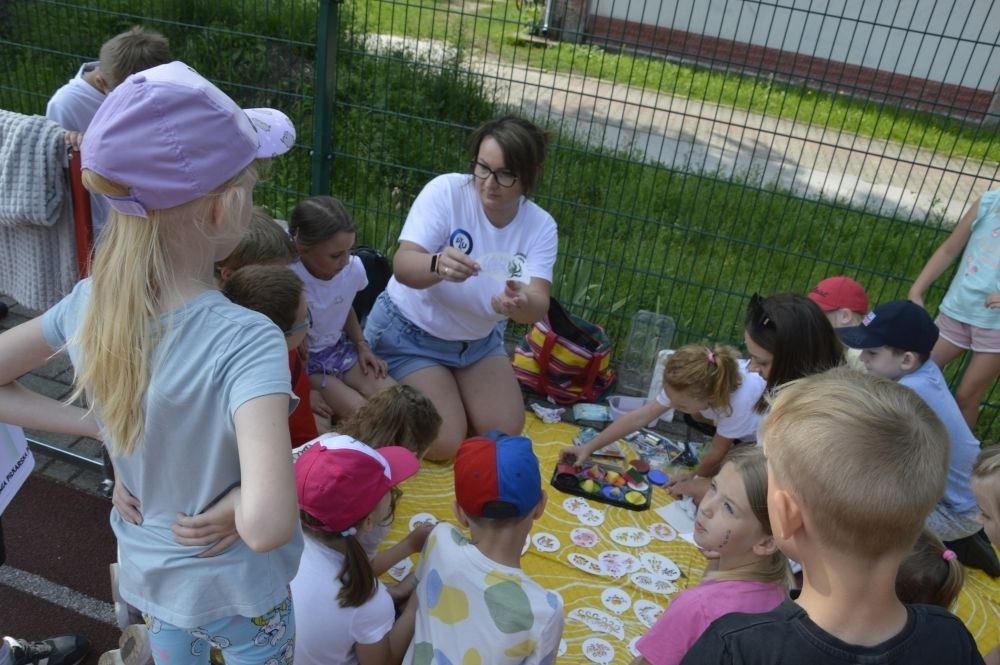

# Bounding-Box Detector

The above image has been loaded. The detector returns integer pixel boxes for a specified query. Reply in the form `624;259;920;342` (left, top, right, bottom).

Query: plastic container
617;310;676;397
608;395;658;427
645;349;676;426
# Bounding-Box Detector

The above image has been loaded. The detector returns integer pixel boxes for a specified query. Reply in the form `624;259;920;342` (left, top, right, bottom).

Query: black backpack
352;246;392;325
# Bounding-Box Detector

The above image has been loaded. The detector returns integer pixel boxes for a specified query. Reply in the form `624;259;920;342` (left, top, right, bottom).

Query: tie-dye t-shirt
403;522;564;665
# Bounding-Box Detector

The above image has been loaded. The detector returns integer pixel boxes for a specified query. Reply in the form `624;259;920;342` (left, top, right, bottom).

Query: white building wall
589;0;1000;91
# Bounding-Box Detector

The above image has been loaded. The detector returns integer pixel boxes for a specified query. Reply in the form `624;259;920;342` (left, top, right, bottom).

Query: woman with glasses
364;115;557;460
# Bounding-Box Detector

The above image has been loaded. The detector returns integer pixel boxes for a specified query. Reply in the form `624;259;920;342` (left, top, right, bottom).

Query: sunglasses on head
748;293;774;329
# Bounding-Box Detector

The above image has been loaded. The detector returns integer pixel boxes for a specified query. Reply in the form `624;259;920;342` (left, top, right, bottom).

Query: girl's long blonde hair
663;344;742;415
704;446;792;587
72;165;257;455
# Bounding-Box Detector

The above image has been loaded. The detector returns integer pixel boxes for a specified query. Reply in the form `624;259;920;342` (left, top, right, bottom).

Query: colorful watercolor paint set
550;459;667;511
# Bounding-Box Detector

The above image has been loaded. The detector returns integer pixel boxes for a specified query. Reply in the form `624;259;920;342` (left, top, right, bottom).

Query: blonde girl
0;62;301;663
561;343;766;500
291;438;420;665
336;385;442;581
289;195;395;420
631;447;790;665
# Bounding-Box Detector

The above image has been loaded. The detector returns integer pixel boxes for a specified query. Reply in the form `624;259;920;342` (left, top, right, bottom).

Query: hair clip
341;527;357;537
749;293;774;329
705;347;716;364
942;549;957;561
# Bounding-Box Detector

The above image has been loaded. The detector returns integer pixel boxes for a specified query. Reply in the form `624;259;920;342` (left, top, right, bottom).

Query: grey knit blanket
0;109;78;312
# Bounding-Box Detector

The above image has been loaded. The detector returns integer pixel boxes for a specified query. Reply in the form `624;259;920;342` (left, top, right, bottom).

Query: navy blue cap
837;299;938;355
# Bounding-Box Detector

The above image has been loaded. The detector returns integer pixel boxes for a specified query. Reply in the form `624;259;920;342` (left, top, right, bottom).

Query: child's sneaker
3;634;89;665
97;625;152;665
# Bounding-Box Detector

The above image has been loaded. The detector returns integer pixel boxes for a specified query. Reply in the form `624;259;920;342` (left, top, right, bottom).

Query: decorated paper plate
531;532;560;553
563;496;591;516
633;599;665;628
568;552;604;576
647;522;677;542
577;506;606;527
629;572;679;596
408;513;437;531
570;527;599;548
568;607;625;640
610;526;652;548
598;550;641;578
582;638;616;664
640;552;682;580
600;586;632;614
386;557;413;582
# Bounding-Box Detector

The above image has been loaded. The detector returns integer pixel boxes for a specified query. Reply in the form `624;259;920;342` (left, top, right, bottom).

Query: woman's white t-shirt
386;173;558;341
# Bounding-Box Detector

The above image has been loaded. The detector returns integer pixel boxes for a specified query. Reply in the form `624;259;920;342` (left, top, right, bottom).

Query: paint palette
550;460;652;511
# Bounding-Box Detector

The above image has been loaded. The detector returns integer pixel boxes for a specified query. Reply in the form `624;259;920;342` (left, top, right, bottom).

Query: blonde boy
681;368;984;664
403;433;564;665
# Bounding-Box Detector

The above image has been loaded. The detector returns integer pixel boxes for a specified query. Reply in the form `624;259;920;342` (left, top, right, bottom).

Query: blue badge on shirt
449;229;473;255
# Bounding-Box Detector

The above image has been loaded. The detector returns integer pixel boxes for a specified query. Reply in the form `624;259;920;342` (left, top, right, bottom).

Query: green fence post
310;0;341;195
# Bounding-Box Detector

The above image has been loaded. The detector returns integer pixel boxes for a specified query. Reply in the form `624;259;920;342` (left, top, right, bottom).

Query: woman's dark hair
289;195;356;248
745;292;844;412
468;115;548;196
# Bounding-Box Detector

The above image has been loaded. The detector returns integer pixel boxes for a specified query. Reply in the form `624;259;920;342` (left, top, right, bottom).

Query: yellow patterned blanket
383;415;1000;662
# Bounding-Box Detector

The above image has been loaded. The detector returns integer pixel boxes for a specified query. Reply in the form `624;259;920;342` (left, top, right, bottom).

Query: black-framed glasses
284;307;312;336
748;293;773;329
470;160;518;187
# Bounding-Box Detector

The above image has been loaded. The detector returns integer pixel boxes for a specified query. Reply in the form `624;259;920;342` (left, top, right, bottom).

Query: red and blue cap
454;432;542;519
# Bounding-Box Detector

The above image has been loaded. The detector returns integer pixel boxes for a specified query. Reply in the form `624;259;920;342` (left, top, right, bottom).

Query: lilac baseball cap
81;61;295;219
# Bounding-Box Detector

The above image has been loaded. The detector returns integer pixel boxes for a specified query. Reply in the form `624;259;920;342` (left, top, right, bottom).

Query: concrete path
465;51;997;224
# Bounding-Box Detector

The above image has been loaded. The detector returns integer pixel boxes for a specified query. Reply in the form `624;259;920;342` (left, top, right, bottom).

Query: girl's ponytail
300;511;378;609
896;529;966;608
663;344;743;415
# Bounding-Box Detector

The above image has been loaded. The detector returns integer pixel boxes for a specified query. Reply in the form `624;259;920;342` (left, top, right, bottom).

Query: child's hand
405;521;434;555
386;572;418;603
987;292;1000;309
491;280;528;317
113;479;143;525
356;342;388;378
666;472;693;499
559;446;589;467
172;486;240;557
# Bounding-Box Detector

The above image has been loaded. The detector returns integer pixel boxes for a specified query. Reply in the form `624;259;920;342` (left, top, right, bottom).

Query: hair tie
340;527;357;537
942;549;957;562
705;347;716;364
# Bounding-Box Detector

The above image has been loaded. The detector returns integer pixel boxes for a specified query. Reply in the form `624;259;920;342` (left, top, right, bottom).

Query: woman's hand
436;247;479;283
491;280;528;317
356;342;389;378
172;486;241;557
987;292;1000;309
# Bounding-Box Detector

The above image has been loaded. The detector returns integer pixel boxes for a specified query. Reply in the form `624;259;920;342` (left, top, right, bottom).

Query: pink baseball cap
81;61;295;219
808;276;869;314
295;435;419;533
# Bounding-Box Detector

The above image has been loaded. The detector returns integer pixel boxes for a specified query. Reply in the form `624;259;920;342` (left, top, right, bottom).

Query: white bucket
608;395;659;428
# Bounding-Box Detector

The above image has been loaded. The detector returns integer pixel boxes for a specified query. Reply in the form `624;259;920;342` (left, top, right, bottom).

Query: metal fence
2;0;999;438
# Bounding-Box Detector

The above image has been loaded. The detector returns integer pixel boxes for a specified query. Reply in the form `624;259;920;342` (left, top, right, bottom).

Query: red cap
808;276;869;314
295;435;419;533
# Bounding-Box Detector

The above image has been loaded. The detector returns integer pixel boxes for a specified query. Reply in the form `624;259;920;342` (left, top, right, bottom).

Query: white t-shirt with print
386;173;558;341
292;536;395;665
291;255;368;353
655;359;765;440
403;522;564;665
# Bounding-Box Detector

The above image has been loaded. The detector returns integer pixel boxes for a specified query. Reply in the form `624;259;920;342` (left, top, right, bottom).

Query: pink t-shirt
636;578;786;665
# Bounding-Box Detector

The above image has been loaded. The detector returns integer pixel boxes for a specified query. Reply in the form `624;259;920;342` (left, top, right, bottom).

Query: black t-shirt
680;599;985;664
